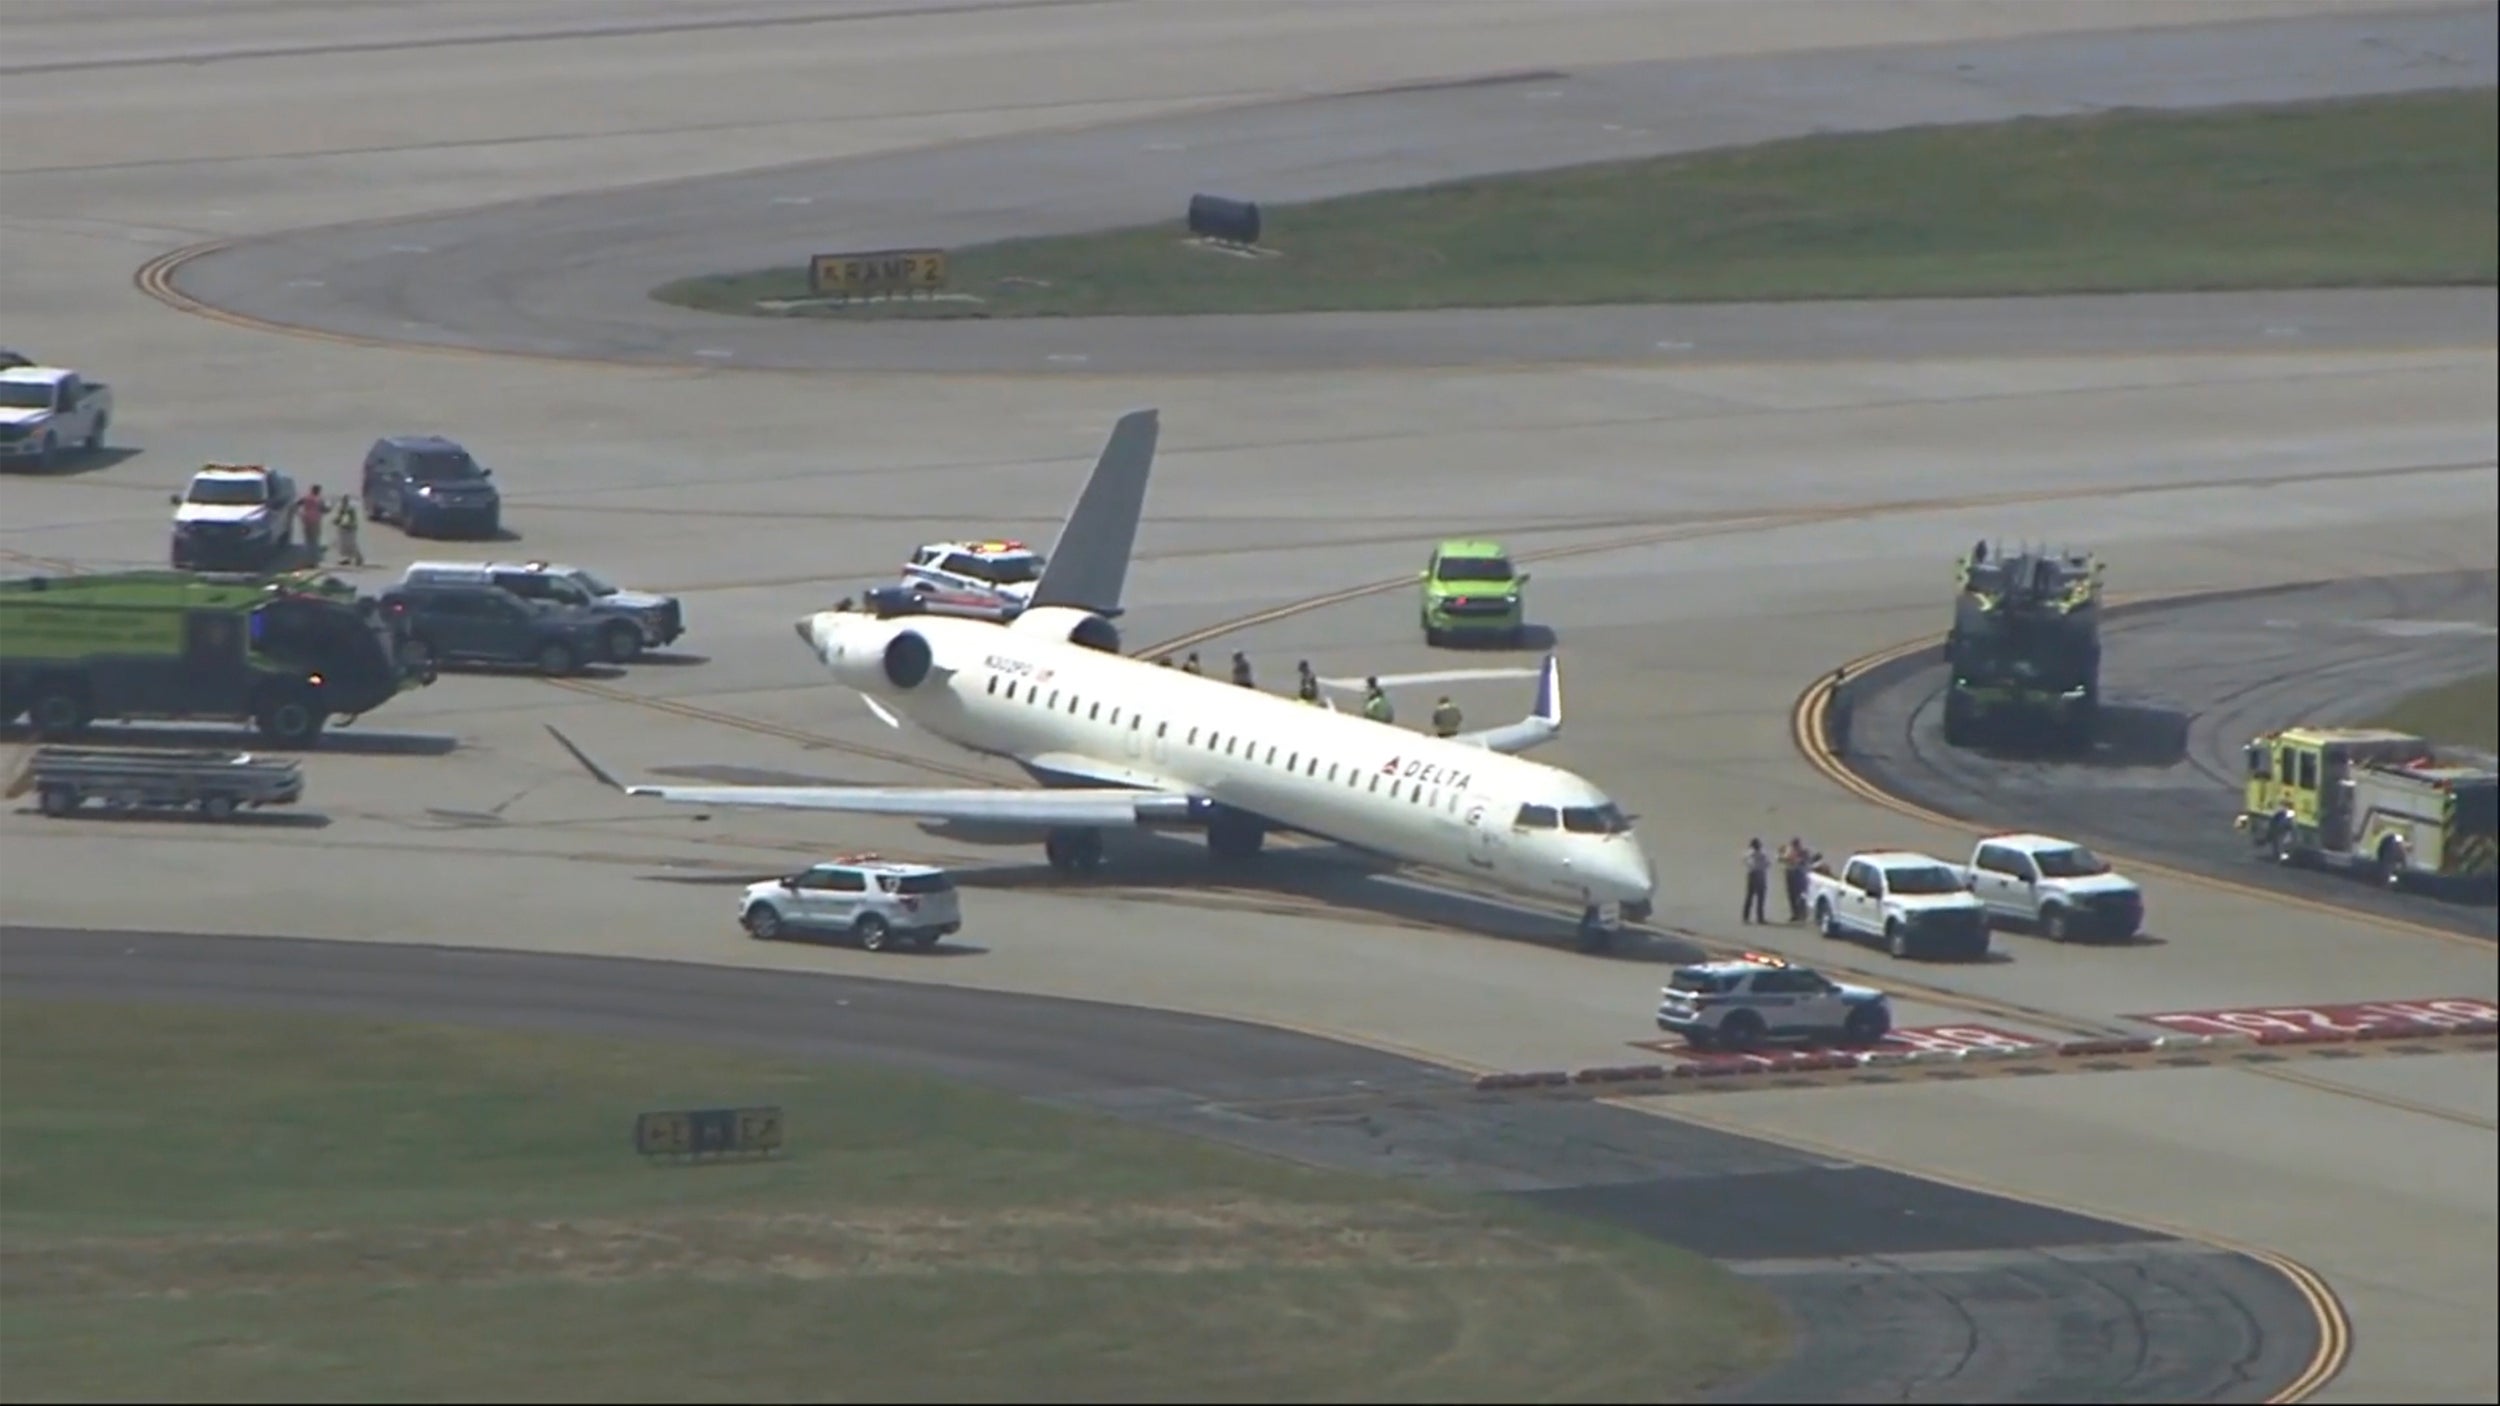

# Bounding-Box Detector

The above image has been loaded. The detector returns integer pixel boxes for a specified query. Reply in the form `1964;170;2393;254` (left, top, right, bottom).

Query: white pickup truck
1954;832;2145;942
0;365;112;470
1807;850;1992;961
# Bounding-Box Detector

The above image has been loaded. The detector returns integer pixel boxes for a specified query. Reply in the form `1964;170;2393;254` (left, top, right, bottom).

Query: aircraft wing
1449;654;1563;756
546;726;1198;827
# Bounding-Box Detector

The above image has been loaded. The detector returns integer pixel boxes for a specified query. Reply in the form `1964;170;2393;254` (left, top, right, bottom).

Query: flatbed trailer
6;745;304;819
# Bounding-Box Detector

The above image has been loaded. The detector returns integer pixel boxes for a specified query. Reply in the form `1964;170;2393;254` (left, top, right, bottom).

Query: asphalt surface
1845;571;2500;940
164;4;2499;373
0;923;2322;1405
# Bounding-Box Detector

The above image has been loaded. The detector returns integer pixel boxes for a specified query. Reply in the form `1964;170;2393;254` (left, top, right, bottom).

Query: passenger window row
981;668;1467;812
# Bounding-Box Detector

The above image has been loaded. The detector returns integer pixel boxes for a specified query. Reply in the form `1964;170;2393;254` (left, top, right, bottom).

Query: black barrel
1186;194;1261;246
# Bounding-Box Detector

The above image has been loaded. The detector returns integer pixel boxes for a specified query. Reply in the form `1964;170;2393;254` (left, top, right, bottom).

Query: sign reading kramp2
2132;998;2498;1038
809;248;948;297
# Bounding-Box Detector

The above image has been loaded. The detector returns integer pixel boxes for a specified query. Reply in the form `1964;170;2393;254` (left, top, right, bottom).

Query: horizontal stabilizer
1450;654;1561;756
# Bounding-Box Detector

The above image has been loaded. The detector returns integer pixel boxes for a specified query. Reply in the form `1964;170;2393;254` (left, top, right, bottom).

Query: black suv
377;582;605;676
362;435;502;539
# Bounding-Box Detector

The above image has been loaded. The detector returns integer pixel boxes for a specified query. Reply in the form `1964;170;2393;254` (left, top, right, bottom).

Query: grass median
0;999;1783;1402
656;87;2497;320
2371;671;2498;751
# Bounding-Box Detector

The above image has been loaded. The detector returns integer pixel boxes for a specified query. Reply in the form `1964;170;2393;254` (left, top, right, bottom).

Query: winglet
1532;653;1561;728
1030;408;1159;615
546;725;631;793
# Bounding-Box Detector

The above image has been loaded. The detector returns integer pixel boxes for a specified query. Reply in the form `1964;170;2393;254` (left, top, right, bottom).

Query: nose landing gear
1577;903;1621;953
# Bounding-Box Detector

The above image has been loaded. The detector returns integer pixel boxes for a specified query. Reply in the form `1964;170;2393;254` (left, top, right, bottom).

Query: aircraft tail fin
1030;408;1158;616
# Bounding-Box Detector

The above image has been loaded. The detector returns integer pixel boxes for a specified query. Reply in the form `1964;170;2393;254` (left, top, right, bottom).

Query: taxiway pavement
3;2;2494;1400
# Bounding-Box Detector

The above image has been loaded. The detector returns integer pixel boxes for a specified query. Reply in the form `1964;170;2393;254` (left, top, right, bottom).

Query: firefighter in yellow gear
1362;677;1394;724
1431;696;1462;737
1295;660;1321;704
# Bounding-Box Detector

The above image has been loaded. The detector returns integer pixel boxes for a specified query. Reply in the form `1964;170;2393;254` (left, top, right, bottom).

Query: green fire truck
1941;543;2104;750
0;569;432;747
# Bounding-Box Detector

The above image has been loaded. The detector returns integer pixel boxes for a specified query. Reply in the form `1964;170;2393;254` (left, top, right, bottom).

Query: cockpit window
1514;804;1559;828
1561;803;1631;834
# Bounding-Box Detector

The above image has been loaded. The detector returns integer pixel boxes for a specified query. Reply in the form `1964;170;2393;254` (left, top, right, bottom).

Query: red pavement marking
1630;1022;2049;1068
2129;998;2499;1039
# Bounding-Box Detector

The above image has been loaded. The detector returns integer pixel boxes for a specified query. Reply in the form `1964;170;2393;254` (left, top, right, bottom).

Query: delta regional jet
551;409;1658;946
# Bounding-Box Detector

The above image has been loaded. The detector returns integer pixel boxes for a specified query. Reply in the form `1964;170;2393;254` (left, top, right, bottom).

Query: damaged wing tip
544;724;624;791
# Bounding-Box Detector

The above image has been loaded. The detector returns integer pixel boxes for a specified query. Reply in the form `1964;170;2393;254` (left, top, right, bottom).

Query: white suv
738;856;961;952
1655;953;1893;1052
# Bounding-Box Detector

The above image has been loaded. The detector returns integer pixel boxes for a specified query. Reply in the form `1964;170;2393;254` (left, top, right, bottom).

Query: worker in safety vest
1362;677;1394;724
1295;659;1321;704
1431;696;1462;737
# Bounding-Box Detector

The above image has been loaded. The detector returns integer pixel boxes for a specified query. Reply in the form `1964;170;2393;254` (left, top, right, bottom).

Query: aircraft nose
793;616;815;647
1608;843;1657;905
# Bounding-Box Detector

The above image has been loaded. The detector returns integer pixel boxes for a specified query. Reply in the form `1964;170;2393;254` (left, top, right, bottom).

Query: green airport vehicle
0;568;432;747
1941;543;2104;749
1419;539;1529;647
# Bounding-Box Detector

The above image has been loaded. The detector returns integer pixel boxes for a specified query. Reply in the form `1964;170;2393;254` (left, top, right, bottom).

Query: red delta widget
2133;998;2499;1038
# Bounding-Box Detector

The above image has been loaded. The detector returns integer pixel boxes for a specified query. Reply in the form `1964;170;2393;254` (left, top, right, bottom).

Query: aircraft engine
881;628;935;688
1008;605;1122;655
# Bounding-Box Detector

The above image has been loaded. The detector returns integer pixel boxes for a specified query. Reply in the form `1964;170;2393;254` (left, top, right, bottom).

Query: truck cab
1807;850;1991;960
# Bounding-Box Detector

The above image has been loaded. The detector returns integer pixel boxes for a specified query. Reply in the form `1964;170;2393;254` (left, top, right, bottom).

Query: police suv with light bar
1655;952;1893;1051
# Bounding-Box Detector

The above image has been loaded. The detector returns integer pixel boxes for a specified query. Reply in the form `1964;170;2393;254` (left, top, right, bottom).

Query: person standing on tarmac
1295;660;1321;704
1181;652;1203;675
1230;652;1255;688
1431;695;1463;737
297;483;327;561
1157;655;1176;668
1779;837;1811;922
1362;677;1394;724
332;493;364;567
1742;838;1771;925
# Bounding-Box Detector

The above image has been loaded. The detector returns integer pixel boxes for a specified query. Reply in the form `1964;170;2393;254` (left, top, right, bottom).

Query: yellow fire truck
2237;726;2498;888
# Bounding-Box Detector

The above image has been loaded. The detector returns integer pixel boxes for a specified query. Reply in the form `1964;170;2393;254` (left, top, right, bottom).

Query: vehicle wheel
1815;901;1840;939
1942;695;1972;747
1422;618;1444;647
854;914;891;952
28;687;89;740
83;417;107;453
200;793;238;822
1885;921;1909;958
1718;1012;1765;1053
36;434;57;471
400;637;434;672
254;693;323;748
2374;839;2406;890
909;932;941;952
1842;1003;1890;1046
1683;1029;1716;1051
742;903;785;941
602;623;644;664
537;641;578;676
2040;906;2070;943
37;784;78;818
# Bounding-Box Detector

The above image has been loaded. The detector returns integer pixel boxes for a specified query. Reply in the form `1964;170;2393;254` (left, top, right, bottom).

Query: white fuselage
806;609;1656;911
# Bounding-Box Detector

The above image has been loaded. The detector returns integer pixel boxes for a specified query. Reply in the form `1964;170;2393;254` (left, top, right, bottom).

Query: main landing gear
1206;807;1267;863
1043;828;1104;874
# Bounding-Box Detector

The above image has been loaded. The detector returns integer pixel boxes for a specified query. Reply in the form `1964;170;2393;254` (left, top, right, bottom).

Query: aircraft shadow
949;829;1704;960
0;723;458;756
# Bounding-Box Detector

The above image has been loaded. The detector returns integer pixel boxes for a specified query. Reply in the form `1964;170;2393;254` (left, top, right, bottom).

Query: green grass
0;999;1783;1402
656;87;2497;320
2371;671;2498;751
